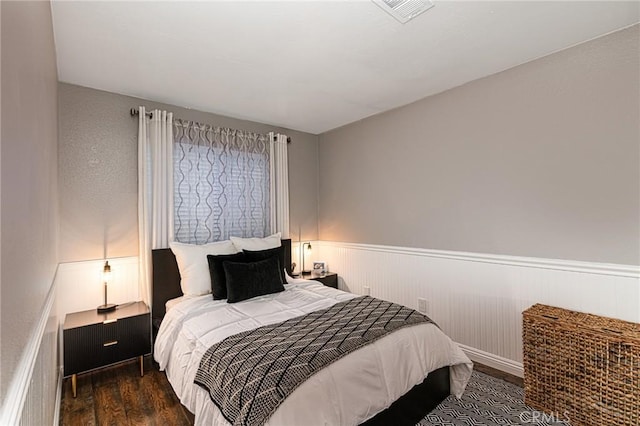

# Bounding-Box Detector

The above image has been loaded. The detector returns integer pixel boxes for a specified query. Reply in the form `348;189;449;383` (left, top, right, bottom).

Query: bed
152;239;473;425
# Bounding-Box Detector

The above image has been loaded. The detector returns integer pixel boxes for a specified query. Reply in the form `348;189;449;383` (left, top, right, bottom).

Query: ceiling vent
372;0;435;24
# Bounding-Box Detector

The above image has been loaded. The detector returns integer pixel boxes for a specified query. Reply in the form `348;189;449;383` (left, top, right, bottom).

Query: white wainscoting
0;278;59;425
315;241;640;377
55;256;140;322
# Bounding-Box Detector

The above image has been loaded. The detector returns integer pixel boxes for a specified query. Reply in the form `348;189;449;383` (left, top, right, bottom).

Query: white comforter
154;278;473;426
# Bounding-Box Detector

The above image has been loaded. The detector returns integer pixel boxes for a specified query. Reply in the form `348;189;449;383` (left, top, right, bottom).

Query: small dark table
63;301;151;397
302;272;338;289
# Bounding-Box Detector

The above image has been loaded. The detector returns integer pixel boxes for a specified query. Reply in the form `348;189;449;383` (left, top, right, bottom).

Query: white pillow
169;240;238;296
230;232;282;251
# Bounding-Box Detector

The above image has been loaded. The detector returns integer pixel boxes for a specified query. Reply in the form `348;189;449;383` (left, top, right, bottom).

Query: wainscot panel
315;241;640;377
55;256;140;320
1;279;59;425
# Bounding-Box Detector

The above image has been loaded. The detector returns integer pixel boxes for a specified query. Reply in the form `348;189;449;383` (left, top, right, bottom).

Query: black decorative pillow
243;245;286;284
207;252;247;300
223;256;285;303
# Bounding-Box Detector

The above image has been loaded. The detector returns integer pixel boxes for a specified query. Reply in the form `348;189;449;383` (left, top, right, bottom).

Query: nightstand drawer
64;322;115;374
113;313;150;362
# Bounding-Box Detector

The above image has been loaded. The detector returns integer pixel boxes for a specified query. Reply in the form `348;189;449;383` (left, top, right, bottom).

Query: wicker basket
523;304;639;426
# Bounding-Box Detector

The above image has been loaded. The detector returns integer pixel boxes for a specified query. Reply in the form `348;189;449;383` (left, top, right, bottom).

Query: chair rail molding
316;241;639;278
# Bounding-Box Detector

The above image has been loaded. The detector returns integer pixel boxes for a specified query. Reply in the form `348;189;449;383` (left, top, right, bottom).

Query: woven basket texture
523;304;639;426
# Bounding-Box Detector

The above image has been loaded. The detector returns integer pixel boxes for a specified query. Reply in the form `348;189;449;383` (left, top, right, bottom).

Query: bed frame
151;238;450;426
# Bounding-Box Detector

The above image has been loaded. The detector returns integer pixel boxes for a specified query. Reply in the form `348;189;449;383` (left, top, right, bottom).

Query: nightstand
305;272;338;289
63;301;151;397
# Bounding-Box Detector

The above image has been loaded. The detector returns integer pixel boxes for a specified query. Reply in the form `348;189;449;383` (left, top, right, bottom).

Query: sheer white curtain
269;132;290;238
138;107;174;306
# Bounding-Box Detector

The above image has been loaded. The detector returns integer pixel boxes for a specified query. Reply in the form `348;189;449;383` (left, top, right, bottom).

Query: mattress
154;278;473;426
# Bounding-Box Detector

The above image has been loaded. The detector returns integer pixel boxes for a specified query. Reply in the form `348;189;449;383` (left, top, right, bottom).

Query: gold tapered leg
139;355;144;377
72;374;77;398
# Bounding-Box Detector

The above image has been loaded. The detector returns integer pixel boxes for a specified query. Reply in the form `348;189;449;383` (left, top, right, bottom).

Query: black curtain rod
130;108;153;118
130;107;291;143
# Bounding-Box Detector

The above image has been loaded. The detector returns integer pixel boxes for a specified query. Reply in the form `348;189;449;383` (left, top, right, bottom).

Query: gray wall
318;25;639;265
1;1;59;398
58;83;319;262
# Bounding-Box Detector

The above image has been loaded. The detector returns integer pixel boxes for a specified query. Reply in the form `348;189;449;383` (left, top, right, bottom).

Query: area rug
418;371;570;425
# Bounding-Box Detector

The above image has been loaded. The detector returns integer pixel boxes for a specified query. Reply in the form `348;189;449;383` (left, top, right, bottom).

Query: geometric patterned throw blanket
194;296;435;426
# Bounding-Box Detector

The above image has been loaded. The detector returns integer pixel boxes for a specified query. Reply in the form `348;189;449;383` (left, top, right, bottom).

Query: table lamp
97;260;116;313
301;242;312;274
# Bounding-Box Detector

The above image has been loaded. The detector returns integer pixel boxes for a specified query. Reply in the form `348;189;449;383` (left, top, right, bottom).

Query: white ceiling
51;1;639;134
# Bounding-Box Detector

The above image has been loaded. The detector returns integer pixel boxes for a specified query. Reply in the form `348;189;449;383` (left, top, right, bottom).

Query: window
173;121;270;244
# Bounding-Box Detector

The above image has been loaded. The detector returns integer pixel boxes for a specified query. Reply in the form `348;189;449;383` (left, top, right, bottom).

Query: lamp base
97;303;117;313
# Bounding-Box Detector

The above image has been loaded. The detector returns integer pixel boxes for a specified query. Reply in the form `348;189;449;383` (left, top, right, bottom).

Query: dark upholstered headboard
151;239;292;330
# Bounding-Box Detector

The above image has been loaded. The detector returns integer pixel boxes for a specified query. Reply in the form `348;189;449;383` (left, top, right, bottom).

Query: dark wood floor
61;357;193;426
60;358;521;425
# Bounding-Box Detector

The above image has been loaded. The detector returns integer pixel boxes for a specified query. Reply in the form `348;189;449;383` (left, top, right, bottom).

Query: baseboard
53;366;63;426
458;343;524;378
